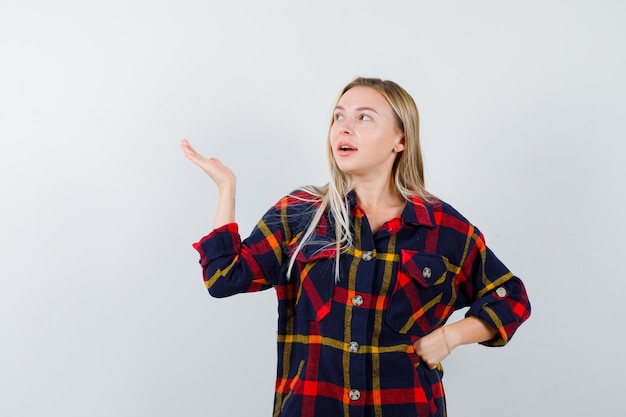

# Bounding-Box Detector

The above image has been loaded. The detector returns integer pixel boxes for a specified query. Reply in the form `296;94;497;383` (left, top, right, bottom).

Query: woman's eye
359;114;371;121
334;113;344;121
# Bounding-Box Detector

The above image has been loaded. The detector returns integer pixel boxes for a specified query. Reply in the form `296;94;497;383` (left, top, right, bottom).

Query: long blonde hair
287;77;435;281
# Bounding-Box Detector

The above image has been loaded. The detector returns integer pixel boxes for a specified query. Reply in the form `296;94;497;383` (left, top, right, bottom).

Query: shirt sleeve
462;232;531;347
192;193;305;298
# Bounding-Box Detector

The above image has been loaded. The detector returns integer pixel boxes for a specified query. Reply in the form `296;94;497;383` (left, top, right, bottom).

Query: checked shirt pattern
193;190;531;417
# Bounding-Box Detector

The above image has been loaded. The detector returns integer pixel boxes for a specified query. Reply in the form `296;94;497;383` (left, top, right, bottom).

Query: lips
337;142;357;152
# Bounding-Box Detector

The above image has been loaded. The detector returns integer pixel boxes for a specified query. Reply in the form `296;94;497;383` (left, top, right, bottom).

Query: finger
181;139;200;157
181;143;207;165
181;138;193;152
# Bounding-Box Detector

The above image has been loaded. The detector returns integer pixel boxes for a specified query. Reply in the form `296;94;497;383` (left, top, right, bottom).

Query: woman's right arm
181;139;289;297
180;138;236;229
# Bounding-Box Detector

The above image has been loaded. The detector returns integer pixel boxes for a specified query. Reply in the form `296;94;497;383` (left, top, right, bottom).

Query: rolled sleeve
464;243;531;347
193;223;241;267
466;274;531;346
193;222;273;298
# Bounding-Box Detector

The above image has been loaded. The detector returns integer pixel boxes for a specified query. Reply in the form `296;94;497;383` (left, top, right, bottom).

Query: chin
335;164;356;175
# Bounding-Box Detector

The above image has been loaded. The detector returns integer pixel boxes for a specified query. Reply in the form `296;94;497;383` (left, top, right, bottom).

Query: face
329;86;405;180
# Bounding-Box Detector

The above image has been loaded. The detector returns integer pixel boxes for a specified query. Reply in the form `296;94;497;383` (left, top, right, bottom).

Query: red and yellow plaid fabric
194;190;531;417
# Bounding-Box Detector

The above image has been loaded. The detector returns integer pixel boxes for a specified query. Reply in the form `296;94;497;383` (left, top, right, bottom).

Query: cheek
329;124;340;138
327;138;338;158
328;129;341;148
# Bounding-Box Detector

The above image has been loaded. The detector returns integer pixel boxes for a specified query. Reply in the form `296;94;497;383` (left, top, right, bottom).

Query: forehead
337;86;392;111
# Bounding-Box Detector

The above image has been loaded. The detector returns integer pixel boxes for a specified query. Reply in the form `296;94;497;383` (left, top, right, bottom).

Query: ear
394;134;405;152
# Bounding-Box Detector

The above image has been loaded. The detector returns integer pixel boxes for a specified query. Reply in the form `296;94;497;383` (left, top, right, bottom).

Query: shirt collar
345;190;435;228
402;195;435;228
346;190;358;208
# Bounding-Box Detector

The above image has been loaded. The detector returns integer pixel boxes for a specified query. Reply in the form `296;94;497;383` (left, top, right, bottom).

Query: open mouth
337;142;357;153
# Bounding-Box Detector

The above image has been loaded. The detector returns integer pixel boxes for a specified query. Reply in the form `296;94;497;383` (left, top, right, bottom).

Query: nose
339;119;353;135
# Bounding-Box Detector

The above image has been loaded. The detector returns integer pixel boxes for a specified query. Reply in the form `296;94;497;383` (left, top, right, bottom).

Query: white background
1;0;625;416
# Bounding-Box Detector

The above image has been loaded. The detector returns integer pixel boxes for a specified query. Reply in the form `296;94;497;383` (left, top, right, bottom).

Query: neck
352;176;403;209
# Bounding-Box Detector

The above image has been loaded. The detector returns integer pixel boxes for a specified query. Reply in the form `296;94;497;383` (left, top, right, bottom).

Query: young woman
181;77;531;417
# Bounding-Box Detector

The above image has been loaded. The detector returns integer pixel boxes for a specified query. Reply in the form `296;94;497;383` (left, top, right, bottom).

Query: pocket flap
400;250;448;287
285;235;336;322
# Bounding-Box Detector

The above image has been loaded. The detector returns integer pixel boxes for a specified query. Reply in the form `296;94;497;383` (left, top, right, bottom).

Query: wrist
217;181;236;194
441;327;452;354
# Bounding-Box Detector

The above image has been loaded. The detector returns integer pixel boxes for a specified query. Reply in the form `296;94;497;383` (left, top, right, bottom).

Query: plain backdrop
1;0;625;416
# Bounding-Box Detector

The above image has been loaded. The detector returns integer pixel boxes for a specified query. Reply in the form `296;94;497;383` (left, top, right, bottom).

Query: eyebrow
334;105;379;114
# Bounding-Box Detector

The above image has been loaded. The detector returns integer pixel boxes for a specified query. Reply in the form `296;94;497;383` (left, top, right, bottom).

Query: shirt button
362;251;373;261
496;287;507;298
352;295;364;307
349;389;361;401
348;341;360;353
422;266;432;279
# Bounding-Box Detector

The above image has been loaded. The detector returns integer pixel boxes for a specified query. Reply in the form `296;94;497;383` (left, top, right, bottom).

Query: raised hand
181;139;236;190
181;139;236;228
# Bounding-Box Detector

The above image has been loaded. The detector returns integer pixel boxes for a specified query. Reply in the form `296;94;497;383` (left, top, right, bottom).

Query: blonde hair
287;77;435;281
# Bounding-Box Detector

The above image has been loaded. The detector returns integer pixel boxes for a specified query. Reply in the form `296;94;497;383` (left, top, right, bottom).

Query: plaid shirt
194;190;531;417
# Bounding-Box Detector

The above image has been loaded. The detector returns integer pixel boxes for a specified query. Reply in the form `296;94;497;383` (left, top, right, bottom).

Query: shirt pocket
287;238;336;322
279;359;306;415
386;250;453;336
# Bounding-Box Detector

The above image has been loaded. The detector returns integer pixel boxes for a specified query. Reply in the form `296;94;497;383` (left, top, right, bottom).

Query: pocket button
422;266;432;279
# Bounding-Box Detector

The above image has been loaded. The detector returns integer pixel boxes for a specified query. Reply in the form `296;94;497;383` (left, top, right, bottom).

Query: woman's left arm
414;220;530;369
413;317;497;369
